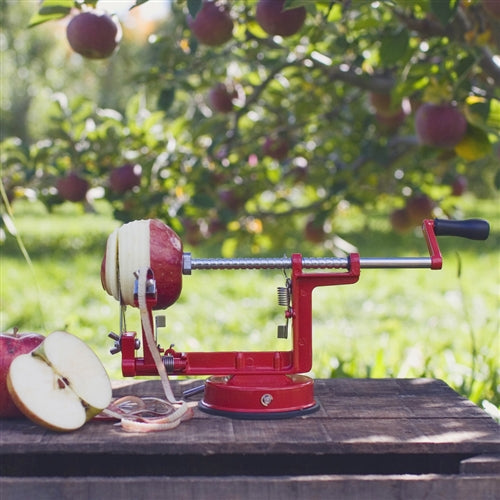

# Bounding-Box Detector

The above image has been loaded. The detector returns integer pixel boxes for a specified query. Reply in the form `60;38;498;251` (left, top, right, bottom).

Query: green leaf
465;98;500;134
379;28;409;66
430;0;459;26
28;0;74;28
187;0;202;18
158;88;175;112
130;0;150;9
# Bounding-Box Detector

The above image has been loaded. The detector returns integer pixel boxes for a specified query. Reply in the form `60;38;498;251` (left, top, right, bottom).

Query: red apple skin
0;330;45;418
208;83;236;113
262;136;289;161
482;1;500;19
415;103;467;148
304;218;326;243
188;1;233;46
101;220;183;310
148;220;183;309
56;172;89;202
256;0;306;37
451;175;468;196
66;11;120;59
406;194;436;224
390;208;413;233
109;164;142;193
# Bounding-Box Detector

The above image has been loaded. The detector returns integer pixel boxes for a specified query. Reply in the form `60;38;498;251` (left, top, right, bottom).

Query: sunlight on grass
1;198;498;408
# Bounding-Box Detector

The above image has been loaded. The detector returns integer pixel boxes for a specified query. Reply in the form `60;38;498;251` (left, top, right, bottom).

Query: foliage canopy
1;0;499;253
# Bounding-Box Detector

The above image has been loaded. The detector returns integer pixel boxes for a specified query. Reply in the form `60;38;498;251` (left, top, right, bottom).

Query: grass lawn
1;196;499;412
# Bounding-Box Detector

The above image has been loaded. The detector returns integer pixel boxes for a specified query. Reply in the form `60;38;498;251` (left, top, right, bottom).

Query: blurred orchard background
1;0;499;414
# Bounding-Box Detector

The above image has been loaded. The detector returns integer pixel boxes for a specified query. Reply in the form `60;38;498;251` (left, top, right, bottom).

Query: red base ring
199;374;319;419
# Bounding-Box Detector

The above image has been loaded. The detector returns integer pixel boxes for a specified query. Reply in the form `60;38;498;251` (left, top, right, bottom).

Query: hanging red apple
262;135;290;161
208;83;237;113
256;0;306;37
56;172;89;202
415;103;467;148
188;1;234;46
66;10;121;59
406;194;436;224
109;164;142;193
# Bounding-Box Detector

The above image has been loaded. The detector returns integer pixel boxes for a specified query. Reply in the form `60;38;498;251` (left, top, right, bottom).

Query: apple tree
2;0;499;252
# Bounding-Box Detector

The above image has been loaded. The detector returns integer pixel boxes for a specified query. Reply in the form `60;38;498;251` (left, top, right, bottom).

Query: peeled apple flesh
101;219;183;310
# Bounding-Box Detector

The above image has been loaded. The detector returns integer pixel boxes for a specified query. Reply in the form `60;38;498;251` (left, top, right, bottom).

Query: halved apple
7;331;112;432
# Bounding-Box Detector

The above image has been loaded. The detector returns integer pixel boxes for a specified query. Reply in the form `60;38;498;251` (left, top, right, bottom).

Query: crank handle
433;218;490;241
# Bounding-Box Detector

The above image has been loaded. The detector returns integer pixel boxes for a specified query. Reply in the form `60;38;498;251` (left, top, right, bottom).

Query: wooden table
1;378;499;499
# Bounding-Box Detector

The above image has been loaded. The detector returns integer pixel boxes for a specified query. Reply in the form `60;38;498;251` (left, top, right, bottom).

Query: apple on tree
304;217;327;243
188;1;234;46
109;163;142;193
451;175;468;196
415;103;467;148
389;207;413;234
7;331;112;431
482;0;500;19
56;171;89;202
256;0;307;37
0;328;45;418
208;83;237;113
66;10;122;59
406;194;436;224
262;135;290;161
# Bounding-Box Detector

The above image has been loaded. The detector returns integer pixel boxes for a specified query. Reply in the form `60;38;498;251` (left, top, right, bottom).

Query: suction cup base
198;374;319;419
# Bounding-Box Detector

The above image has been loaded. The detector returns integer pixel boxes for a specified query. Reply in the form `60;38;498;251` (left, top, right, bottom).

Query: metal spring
163;355;175;373
277;286;289;307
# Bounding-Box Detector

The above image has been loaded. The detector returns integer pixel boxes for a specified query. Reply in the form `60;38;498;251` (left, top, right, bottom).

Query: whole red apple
415;103;467;148
390;208;413;234
208;83;237;113
56;172;89;202
451;175;468;196
262;135;290;161
406;194;436;224
256;0;306;37
109;164;142;193
66;11;121;59
1;328;45;418
482;1;500;19
304;218;326;243
188;1;233;46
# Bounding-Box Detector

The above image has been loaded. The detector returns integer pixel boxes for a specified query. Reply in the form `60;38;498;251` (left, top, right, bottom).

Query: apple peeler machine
107;218;489;419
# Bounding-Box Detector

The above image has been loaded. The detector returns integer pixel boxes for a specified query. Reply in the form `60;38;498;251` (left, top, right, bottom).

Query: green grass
1;197;499;412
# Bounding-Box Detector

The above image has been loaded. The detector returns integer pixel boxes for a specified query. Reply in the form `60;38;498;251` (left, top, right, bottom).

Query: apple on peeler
101;219;184;310
6;330;112;431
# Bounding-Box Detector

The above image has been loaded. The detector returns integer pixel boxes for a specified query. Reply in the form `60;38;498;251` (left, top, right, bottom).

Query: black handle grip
433;219;490;240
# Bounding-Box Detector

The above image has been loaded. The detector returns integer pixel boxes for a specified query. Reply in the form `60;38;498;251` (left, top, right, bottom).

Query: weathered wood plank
1;379;498;463
1;474;499;500
460;454;500;474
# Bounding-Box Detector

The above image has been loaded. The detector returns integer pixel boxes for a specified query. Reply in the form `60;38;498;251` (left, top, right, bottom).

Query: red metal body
116;219;456;416
119;253;361;416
